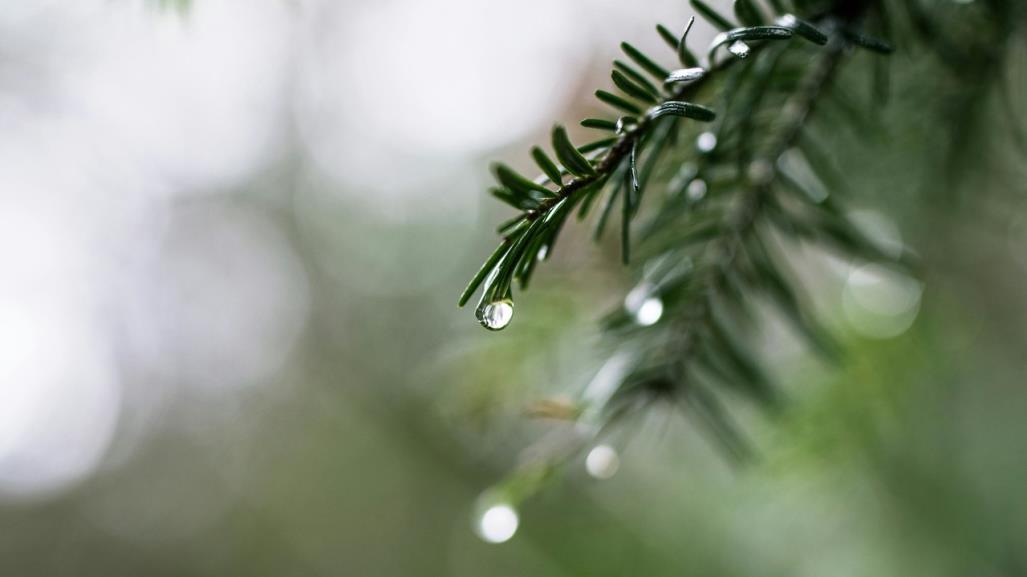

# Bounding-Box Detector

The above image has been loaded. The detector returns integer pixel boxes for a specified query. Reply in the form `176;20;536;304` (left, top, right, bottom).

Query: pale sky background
0;0;719;502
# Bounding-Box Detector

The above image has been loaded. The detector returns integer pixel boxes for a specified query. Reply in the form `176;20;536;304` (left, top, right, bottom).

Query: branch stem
523;50;751;223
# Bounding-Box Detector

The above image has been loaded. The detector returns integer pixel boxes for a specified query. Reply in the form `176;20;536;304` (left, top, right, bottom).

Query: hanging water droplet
728;41;751;58
536;245;548;261
585;445;620;479
476;503;519;543
625;283;664;326
696;131;717;153
477;299;514;331
635;298;663;326
686;178;707;201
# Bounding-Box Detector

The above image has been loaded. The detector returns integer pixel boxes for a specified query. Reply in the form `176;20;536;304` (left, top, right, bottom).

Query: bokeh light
477;503;520;544
842;263;923;339
585;445;621;480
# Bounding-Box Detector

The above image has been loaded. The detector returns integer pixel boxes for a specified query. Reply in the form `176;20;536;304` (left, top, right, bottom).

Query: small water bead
616;116;638;134
635;298;663;326
776;14;798;28
585;445;620;479
625;283;664;326
728;41;751;58
477;299;514;331
476;503;519;543
686;178;708;202
536;245;548;261
696;131;717;153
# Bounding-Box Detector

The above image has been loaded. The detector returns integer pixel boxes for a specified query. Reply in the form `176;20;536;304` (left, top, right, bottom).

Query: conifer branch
461;0;904;462
517;57;735;226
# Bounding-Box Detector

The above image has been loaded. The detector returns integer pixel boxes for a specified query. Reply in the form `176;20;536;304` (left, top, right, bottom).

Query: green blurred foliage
1;1;1025;576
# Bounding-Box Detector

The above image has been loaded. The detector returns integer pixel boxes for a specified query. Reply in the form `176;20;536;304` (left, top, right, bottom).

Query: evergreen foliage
459;0;1023;471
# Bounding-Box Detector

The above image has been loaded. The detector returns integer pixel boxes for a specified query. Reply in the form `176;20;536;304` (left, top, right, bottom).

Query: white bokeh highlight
0;301;121;499
635;298;665;326
299;0;585;160
585;445;621;480
0;0;306;501
138;205;310;393
477;503;520;544
843;263;923;339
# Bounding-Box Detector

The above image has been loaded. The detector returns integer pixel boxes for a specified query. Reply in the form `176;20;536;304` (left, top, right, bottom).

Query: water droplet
536;245;548;261
585;445;620;479
635;298;663;326
696;132;717;153
728;41;751;58
686;179;707;201
665;67;706;84
777;14;797;28
477;299;514;331
476;503;519;543
616;116;638;134
625;283;664;326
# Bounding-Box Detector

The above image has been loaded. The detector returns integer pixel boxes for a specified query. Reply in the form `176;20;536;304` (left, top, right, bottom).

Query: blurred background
0;0;1025;575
